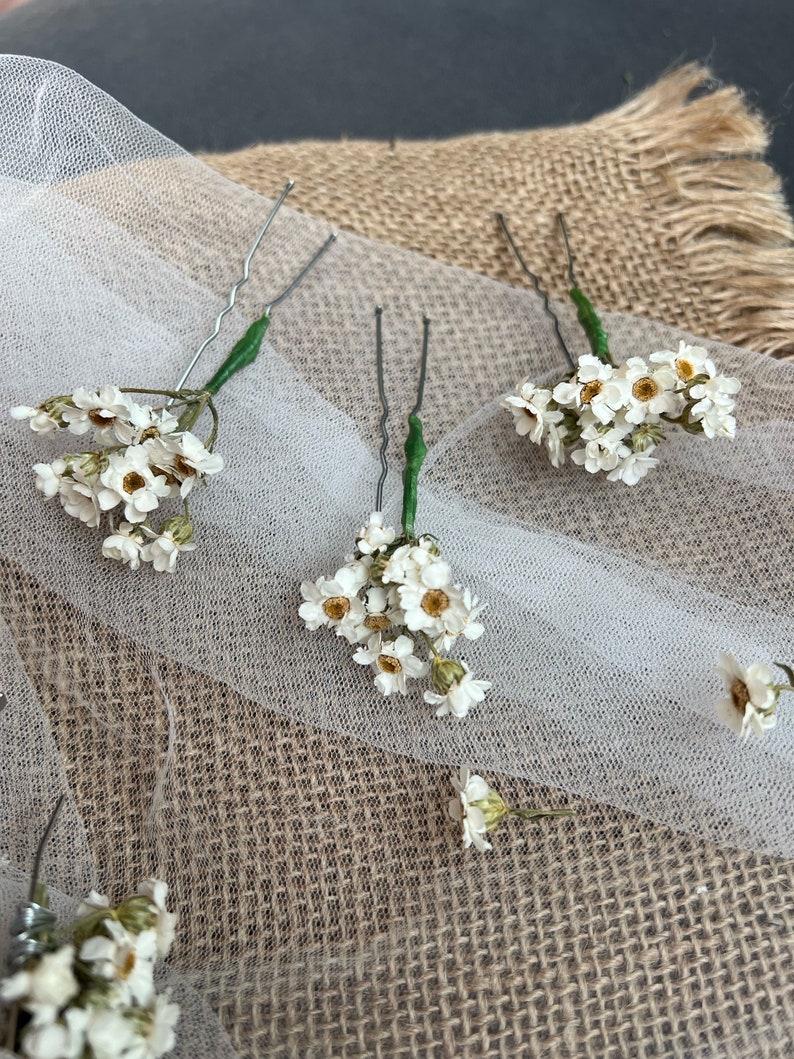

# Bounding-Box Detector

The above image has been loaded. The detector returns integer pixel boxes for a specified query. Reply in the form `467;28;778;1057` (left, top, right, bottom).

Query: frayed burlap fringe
202;64;794;358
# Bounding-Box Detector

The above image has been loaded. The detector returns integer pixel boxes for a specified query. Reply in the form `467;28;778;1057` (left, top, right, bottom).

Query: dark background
1;0;792;201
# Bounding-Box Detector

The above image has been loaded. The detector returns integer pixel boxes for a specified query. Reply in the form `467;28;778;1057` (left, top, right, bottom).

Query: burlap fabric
202;64;794;360
3;65;794;1059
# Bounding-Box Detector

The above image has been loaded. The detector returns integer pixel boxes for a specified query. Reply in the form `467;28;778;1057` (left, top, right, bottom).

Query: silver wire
172;179;294;393
264;231;338;314
29;794;65;902
6;795;65;974
374;306;389;512
557;212;577;287
496;212;576;371
410;317;430;418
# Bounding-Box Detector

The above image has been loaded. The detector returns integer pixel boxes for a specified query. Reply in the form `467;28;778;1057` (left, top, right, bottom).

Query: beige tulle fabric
1;58;793;1059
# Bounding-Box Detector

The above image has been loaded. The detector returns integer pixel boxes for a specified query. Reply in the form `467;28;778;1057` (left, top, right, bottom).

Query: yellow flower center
580;380;603;403
632;377;659;402
139;425;160;441
173;455;197;478
730;678;751;714
364;613;391;631
88;408;114;426
377;654;403;674
322;597;350;621
676;358;696;382
122;471;146;494
119;951;137;979
421;589;450;618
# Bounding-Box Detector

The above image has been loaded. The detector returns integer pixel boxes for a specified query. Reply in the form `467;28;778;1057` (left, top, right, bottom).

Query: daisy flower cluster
1;879;179;1059
714;652;793;742
449;768;574;852
12;386;223;572
502;341;740;485
300;512;490;718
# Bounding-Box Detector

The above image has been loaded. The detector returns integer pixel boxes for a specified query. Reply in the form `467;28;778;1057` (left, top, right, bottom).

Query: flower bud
431;656;466;695
160;515;194;545
631;423;665;452
115;895;158;934
471;790;509;832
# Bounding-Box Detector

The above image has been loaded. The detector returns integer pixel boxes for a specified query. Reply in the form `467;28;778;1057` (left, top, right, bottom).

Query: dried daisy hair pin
11;181;336;572
497;213;741;485
300;307;490;718
1;795;179;1058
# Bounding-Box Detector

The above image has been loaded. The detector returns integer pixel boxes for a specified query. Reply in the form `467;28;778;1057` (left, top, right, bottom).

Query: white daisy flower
552;355;626;425
715;652;778;741
425;666;491;718
381;537;438;586
137;878;178;958
649;340;716;383
337;585;398;644
0;945;79;1026
353;633;429;695
10;404;62;434
435;589;485;651
545;420;568;468
59;468;103;528
570;425;631;474
501;380;563;443
691;401;737;440
19;1006;88;1059
79;920;157;1006
399;564;468;637
448;767;492;852
606;448;659;486
299;572;366;631
356;511;396;555
102;522;146;570
145;432;224;498
61;386;134;441
620;357;679;424
84;1006;147;1059
114;403;181;447
143;993;181;1058
98;446;171;523
140;524;197;573
33;458;68;499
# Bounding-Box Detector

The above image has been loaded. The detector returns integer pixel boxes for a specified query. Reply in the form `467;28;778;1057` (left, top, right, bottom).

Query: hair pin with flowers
1;795;179;1058
497;213;741;485
11;181;336;572
300;307;490;718
715;652;793;742
449;768;574;852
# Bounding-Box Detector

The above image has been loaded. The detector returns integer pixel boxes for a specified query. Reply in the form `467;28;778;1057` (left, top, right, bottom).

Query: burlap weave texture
202;65;794;360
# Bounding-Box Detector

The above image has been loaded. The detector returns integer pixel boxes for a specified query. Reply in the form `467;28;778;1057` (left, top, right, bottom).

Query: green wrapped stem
569;286;615;366
202;310;271;394
402;414;427;538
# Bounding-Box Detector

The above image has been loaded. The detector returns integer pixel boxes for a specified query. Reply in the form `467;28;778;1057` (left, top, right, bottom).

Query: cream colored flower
79;920;157;1006
448;767;492;852
137;878;177;957
715;652;778;741
425;666;491;718
0;945;79;1026
353;633;429;695
356;511;396;555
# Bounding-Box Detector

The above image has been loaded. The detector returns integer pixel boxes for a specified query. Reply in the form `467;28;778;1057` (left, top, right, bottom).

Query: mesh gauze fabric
1;57;793;1057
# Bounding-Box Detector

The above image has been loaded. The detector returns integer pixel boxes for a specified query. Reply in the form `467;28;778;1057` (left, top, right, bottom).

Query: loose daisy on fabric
11;181;336;572
496;214;741;484
300;308;490;718
448;768;574;852
0;797;180;1059
714;652;793;741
